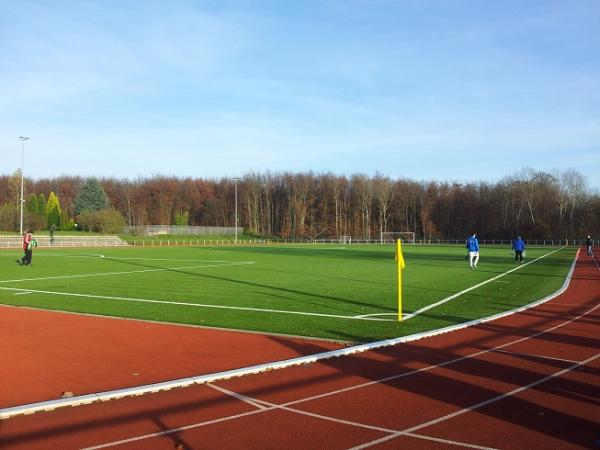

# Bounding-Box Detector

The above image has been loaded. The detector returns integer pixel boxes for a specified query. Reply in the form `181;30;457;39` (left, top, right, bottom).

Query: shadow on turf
214;244;574;266
102;255;397;315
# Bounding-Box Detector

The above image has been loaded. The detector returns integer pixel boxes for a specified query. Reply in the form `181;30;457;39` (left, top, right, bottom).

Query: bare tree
373;173;394;238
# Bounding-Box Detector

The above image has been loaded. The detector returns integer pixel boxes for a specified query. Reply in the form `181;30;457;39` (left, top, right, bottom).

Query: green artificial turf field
0;244;576;342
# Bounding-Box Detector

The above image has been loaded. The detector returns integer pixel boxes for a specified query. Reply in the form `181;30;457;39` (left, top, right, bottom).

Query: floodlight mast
233;177;240;244
18;136;30;235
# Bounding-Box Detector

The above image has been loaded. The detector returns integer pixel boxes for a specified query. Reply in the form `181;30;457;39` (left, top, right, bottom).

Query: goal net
339;235;352;244
380;231;415;244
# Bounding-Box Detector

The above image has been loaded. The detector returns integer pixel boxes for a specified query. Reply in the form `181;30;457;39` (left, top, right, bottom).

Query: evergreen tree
37;193;46;217
26;194;39;215
46;191;61;228
74;178;110;215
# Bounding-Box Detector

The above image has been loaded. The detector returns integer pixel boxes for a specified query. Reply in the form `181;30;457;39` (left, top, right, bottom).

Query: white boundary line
402;247;565;320
0;286;392;322
0;249;580;420
38;253;239;263
0;261;256;284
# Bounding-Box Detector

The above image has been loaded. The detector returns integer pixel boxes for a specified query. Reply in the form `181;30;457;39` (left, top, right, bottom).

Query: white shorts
469;251;479;257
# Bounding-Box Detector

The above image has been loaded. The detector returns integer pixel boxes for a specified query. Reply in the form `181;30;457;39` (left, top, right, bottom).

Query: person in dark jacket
512;236;526;263
586;235;593;257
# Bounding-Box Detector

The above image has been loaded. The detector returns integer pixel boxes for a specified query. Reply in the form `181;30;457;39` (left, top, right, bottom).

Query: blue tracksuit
466;235;479;252
513;238;525;251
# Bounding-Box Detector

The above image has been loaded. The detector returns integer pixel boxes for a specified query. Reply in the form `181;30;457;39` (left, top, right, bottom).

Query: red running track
1;250;599;449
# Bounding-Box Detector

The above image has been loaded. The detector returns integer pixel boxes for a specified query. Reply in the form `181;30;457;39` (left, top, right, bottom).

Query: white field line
38;253;238;263
356;247;565;320
353;312;396;318
0;250;581;420
0;286;392;322
0;261;256;284
402;247;566;320
80;274;596;450
277;247;347;251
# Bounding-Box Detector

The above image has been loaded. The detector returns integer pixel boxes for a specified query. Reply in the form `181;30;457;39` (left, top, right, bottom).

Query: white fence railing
125;237;593;247
122;225;239;236
1;235;594;249
0;236;128;249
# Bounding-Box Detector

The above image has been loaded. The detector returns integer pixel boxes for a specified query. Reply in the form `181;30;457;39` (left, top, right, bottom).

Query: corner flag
396;239;405;321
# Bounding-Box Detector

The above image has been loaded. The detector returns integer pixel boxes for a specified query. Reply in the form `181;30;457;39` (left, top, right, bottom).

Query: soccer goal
339;235;352;244
380;231;415;244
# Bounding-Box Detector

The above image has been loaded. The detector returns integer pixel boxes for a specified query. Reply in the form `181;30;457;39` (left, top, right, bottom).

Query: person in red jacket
18;230;34;266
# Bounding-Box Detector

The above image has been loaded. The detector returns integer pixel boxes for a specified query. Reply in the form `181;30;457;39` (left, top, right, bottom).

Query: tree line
0;168;598;240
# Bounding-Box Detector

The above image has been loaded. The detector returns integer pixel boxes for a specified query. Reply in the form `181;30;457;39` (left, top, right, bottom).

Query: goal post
339;235;352;244
381;231;415;244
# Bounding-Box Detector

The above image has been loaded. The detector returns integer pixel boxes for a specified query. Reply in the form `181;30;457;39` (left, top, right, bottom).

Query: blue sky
1;0;599;188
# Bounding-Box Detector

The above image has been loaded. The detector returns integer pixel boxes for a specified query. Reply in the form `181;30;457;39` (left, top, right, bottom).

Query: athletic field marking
269;246;348;251
0;251;580;421
84;385;497;450
243;395;498;450
81;294;597;450
0;286;392;322
402;247;566;320
0;261;256;284
402;433;499;449
38;253;239;263
489;348;581;364
353;312;396;318
13;291;32;296
286;247;346;251
350;353;600;449
207;384;269;410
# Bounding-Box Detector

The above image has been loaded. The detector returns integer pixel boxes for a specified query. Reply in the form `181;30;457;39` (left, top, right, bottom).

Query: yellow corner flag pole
395;239;406;321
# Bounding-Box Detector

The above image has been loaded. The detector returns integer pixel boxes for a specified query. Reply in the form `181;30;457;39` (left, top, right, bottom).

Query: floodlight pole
18;136;30;235
233;177;240;244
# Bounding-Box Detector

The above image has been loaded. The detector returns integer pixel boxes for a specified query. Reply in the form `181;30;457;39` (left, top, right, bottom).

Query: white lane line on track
489;348;581;365
206;384;270;410
402;247;566;320
0;286;392;322
80;289;599;449
402;433;499;449
0;261;256;284
349;352;600;450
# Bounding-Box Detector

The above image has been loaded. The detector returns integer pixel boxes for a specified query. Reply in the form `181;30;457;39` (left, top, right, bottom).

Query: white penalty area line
402;247;566;321
0;286;392;322
0;261;256;284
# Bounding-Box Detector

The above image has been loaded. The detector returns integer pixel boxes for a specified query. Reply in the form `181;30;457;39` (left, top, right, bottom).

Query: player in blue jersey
466;233;479;268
